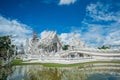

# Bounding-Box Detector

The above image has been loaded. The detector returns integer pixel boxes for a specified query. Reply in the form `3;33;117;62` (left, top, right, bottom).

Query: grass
11;59;120;67
12;59;23;65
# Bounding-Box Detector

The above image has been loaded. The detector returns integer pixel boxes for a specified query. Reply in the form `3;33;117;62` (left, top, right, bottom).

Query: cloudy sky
0;0;120;47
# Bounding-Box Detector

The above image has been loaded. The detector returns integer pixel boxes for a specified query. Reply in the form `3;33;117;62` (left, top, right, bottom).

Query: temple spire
32;31;38;42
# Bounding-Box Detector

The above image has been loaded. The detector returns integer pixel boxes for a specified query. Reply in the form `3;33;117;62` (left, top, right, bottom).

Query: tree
62;45;69;50
98;45;110;49
0;36;15;60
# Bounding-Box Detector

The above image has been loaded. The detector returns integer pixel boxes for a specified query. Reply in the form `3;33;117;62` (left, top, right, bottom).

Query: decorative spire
32;31;38;42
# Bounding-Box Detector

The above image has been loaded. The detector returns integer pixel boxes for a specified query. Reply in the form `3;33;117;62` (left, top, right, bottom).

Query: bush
62;45;69;50
98;45;110;49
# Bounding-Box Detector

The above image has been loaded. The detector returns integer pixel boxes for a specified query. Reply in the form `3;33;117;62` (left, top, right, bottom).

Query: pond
0;63;120;80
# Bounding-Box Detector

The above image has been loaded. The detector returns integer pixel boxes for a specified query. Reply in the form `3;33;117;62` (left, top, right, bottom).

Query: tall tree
0;36;15;60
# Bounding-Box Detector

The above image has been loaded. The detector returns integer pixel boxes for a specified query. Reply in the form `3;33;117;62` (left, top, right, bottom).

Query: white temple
68;34;85;50
24;30;120;63
25;31;63;56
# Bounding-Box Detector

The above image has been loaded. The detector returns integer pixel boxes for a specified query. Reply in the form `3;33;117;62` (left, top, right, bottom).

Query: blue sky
0;0;92;33
0;0;120;47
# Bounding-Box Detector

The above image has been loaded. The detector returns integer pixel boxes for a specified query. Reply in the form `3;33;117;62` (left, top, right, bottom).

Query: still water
0;63;120;80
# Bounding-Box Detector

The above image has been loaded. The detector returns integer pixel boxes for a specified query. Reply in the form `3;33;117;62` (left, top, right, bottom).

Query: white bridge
60;49;120;57
59;48;120;61
23;48;120;64
24;31;120;64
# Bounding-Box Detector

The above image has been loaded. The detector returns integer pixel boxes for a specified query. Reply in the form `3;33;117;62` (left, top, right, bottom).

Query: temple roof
38;31;60;46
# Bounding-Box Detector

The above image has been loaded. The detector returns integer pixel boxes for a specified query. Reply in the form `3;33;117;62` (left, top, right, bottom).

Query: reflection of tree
28;67;63;80
26;66;87;80
0;66;13;80
1;64;120;80
62;69;87;80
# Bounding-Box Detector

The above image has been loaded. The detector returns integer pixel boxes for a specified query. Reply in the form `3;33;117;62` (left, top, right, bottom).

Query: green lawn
12;59;23;65
12;59;120;67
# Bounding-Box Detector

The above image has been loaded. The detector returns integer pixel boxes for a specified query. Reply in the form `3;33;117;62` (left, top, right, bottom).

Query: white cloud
59;0;77;5
86;2;115;22
59;32;81;45
78;1;120;48
0;16;32;46
53;1;120;48
104;30;120;45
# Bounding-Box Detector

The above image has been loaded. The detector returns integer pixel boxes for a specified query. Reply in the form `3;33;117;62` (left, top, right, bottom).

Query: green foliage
0;36;15;60
62;45;69;50
0;36;11;49
11;60;120;67
12;59;23;65
0;60;1;65
98;45;110;49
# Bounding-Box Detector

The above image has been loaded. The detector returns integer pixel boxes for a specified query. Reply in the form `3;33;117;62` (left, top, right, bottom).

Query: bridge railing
23;54;94;60
69;48;120;53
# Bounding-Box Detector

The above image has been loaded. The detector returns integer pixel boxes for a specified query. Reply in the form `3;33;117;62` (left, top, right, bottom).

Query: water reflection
28;67;63;80
87;73;120;80
0;66;13;80
0;63;120;80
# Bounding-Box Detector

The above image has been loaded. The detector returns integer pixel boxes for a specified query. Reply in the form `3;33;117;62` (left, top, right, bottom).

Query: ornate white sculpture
25;31;62;57
24;30;120;62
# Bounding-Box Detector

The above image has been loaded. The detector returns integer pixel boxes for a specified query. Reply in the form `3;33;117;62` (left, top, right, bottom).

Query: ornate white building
68;35;85;50
25;31;63;56
26;31;85;55
24;30;120;62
